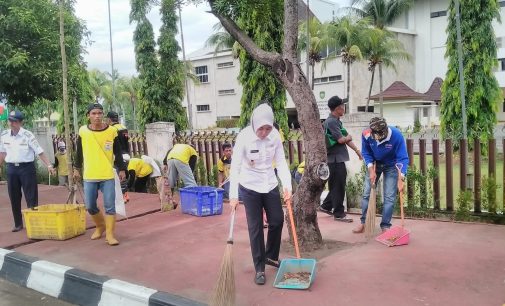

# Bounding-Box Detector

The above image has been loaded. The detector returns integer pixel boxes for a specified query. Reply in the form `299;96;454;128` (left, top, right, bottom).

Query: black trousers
134;176;149;193
321;162;347;217
240;184;284;273
7;162;38;227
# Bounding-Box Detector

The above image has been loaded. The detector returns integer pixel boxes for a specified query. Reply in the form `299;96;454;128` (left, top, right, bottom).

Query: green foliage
130;0;187;131
349;0;414;29
404;164;438;216
455;190;473;221
413;119;421;133
216;118;240;128
0;0;89;106
195;158;208;186
208;165;218;187
441;0;502;141
210;0;289;134
481;175;500;214
345;165;366;208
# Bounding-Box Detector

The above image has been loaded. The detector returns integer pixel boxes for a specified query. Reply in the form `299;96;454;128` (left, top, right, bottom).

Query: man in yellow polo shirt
162;143;197;188
126;157;153;193
217;143;232;198
73;103;126;246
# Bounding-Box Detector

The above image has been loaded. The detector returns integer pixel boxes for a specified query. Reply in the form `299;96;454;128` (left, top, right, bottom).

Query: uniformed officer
0;110;55;232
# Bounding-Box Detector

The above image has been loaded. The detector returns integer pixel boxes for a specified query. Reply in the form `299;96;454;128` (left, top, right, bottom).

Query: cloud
74;0;218;77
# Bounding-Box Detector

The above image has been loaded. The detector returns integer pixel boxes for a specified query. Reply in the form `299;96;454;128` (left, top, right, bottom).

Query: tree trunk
366;65;376;113
379;62;383;117
59;0;74;190
210;0;325;251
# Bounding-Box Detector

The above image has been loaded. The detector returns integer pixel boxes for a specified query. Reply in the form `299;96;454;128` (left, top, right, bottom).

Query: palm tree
348;0;414;30
361;27;410;115
205;22;240;57
298;18;330;90
88;69;109;103
325;16;368;109
117;77;140;130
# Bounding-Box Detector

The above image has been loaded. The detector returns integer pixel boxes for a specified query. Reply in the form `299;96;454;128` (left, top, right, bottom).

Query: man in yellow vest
126;157;153;193
53;141;69;186
73;103;126;246
106;111;130;202
162;143;198;189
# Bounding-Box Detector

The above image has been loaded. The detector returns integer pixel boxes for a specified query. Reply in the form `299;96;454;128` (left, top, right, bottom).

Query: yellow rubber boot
105;215;119;246
90;213;105;240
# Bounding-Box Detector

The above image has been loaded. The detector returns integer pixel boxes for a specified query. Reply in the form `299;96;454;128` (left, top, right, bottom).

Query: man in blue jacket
353;117;409;233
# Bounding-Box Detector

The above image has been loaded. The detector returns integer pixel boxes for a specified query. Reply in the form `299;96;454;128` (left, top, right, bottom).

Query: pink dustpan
376;163;410;247
376;225;410;247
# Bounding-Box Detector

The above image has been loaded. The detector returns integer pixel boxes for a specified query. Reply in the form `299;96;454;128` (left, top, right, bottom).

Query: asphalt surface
0;278;74;306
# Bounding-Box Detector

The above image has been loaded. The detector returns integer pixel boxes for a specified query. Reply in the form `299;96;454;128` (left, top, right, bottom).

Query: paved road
0;278;74;306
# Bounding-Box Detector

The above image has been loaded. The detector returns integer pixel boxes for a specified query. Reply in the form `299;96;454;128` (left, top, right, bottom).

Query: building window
217;62;234;69
500;1;505;8
218;89;235;95
499;58;505;71
313;75;342;85
196;104;210;112
195;66;209;83
430;11;447;18
422;107;429;118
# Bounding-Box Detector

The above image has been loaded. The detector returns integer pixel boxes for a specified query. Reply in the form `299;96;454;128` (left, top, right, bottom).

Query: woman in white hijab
229;103;292;285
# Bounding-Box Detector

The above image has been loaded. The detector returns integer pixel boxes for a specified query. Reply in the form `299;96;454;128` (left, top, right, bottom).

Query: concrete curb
0;248;206;306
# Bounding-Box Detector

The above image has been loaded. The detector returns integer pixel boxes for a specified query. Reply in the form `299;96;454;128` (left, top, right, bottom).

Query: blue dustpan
273;199;317;290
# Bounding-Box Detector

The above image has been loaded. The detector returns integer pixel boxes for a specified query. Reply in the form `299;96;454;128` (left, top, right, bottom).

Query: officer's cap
8;110;24;122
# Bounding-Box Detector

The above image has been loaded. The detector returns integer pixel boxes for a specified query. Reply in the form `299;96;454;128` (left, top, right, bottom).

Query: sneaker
317;206;333;216
254;272;266;285
265;258;281;268
334;215;353;223
11;225;23;232
381;227;389;233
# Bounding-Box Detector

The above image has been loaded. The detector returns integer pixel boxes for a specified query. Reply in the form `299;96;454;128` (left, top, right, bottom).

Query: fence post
489;139;496;178
459;139;467;191
419;138;427;208
446;139;453;211
288;140;294;165
473;138;481;213
204;135;211;177
432;138;440;210
406;138;414;206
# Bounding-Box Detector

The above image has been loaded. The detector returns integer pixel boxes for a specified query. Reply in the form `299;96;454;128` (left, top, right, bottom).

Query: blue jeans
83;179;116;215
360;163;398;229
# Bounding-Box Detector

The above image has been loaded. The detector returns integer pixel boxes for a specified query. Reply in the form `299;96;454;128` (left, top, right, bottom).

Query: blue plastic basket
179;186;224;217
273;258;317;290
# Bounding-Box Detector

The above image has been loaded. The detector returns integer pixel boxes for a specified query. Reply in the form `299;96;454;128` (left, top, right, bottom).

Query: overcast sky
74;0;351;77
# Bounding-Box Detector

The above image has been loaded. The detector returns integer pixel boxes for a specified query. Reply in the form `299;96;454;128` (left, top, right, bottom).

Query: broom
365;165;377;239
210;207;236;306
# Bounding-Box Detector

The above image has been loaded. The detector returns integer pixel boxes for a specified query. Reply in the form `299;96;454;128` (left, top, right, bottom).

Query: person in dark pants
0;110;55;232
126;157;153;193
319;96;362;222
229;103;292;285
106;111;130;202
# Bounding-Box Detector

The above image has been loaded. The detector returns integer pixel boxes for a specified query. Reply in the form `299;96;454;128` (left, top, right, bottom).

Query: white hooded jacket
228;104;292;198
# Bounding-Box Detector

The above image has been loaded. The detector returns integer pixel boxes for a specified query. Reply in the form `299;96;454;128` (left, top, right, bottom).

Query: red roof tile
369;81;426;100
424;77;443;102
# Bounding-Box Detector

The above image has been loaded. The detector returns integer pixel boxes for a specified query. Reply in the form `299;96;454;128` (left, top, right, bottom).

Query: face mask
372;129;387;141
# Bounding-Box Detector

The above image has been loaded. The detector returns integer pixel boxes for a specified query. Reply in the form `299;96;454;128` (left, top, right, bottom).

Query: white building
183;0;505;129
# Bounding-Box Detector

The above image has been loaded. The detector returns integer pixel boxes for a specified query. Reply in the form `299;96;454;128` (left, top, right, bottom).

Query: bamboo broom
210;208;236;306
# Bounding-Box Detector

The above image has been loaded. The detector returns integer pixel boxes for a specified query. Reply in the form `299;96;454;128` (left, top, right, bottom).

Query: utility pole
179;5;193;129
107;0;116;109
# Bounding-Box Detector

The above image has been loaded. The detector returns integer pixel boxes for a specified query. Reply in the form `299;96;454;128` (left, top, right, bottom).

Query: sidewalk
1;185;505;306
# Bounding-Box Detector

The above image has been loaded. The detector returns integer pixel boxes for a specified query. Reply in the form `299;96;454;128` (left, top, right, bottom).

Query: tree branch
208;3;280;67
283;0;298;60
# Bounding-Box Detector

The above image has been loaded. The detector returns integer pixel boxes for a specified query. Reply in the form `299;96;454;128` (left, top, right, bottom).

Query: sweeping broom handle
286;198;301;259
396;163;405;228
227;208;236;244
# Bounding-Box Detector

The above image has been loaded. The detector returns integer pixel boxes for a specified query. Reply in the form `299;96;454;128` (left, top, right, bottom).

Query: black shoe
317;206;333;216
11;225;23;232
254;272;266;285
334;215;353;223
266;258;281;268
